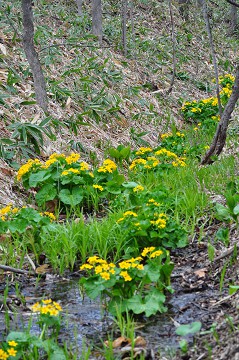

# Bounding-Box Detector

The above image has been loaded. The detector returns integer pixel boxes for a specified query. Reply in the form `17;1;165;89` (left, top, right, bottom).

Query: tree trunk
201;65;239;165
21;0;48;112
121;0;128;56
92;0;102;43
75;0;83;16
229;4;238;34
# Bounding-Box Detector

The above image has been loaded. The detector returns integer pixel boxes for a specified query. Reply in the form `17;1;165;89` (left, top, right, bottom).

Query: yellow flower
80;264;94;270
136;264;144;270
211;98;218;106
129;158;147;170
66;168;80;174
151;218;166;229
66;153;80;164
7;348;17;357
193;127;198;131
98;159;117;173
95;265;103;274
43;212;56;221
133;185;144;192
204;145;210;150
117;217;125;223
61;170;69;176
31;302;41;312
49;308;59;316
0;205;12;216
191;107;201;113
53;302;63;311
0;349;9;360
119;261;131;269
123;211;138;217
80;162;90;171
160;132;172;139
93;184;104;191
42;299;52;304
150;250;163;258
100;272;110;280
87;256;99;264
141;247;156;257
154;148;177;158
8;341;17;347
17;159;42;181
43;158;58;169
135;147;152;155
120;271;132;281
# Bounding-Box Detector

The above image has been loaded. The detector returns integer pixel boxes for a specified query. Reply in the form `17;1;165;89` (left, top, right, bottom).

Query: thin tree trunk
130;0;136;59
92;0;102;43
201;65;239;165
202;0;223;118
229;4;238;34
167;0;176;94
122;0;128;56
75;0;83;16
21;0;48;112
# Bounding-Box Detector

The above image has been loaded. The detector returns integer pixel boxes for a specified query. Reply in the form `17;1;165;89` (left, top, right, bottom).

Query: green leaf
122;181;139;188
229;285;239;295
29;171;51;187
126;295;146;314
233;204;239;215
215;203;231;221
8;219;28;233
144;288;166;316
36;184;57;206
176;321;202;336
59;188;83;206
20;100;37;105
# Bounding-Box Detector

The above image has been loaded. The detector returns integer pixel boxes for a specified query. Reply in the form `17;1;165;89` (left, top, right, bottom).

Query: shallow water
0;274;216;356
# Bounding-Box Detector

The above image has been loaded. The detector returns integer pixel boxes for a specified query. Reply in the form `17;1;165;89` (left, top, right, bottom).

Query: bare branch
225;0;239;8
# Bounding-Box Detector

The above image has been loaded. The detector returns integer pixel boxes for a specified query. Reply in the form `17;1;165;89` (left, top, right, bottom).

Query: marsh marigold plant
80;247;174;316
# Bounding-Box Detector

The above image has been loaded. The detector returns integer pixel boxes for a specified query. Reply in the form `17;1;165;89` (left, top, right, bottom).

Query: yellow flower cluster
160;132;172;139
41;211;56;221
141;246;163;258
66;153;81;164
220;87;232;97
97;159;117;173
0;204;19;221
17;159;42;181
93;184;104;191
129;158;147;170
31;299;62;316
161;131;184;138
61;168;80;176
133;185;144;192
80;256;116;281
150;217;167;229
219;74;235;83
130;147;187;171
117;210;138;223
135;147;152;156
154;148;177;158
147;198;160;207
0;343;18;359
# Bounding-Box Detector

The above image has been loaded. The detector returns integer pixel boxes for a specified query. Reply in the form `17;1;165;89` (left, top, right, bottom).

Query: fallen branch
0;264;37;277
